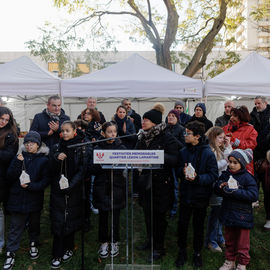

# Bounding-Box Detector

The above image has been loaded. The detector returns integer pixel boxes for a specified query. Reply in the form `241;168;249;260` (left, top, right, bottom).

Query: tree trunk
154;44;172;70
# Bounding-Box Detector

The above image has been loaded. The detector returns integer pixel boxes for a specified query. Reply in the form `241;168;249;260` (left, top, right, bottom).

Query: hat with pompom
228;148;253;168
143;103;165;124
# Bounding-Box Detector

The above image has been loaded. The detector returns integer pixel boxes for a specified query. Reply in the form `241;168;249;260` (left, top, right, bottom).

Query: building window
77;63;90;74
104;61;117;68
48;62;61;77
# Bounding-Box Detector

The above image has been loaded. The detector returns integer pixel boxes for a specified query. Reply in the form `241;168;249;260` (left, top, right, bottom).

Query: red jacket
223;122;258;175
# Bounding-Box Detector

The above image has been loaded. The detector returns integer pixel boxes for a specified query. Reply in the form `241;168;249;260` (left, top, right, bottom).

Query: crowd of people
0;95;269;270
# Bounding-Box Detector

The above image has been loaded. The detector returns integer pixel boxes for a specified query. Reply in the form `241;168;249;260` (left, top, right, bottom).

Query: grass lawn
1;188;270;270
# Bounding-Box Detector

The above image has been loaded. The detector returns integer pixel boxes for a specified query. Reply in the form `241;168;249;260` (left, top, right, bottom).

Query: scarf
114;114;127;133
46;109;60;121
139;122;166;147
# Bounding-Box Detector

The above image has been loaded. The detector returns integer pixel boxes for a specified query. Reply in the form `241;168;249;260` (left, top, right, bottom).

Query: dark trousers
6;211;41;253
225;226;250;265
98;209;120;243
52;232;75;258
261;175;270;220
177;203;207;253
143;204;168;251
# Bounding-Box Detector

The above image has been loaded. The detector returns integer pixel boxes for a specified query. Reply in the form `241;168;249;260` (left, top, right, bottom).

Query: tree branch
184;17;215;39
183;0;227;77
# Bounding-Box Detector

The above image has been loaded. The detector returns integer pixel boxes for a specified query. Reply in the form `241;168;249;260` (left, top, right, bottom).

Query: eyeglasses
84;112;91;115
183;131;193;136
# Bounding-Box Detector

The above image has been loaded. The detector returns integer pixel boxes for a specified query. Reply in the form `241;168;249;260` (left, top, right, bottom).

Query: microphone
137;129;144;137
67;133;137;148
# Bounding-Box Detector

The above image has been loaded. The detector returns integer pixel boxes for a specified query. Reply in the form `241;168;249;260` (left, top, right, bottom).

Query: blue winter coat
6;145;50;213
30;108;70;149
178;139;218;207
215;169;258;229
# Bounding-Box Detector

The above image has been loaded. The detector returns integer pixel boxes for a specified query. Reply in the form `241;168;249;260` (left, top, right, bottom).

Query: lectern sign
94;150;164;164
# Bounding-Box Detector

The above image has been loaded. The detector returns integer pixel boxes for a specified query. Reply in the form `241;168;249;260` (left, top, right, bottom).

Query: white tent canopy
61;53;203;98
0;56;60;96
205;52;270;97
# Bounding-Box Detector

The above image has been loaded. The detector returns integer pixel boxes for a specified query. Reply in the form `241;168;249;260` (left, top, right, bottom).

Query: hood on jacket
21;142;49;155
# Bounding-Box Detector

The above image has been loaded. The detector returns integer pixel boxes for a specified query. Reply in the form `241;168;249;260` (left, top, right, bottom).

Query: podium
94;150;164;270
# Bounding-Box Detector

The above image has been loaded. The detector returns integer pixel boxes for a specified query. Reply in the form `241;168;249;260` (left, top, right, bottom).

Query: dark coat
215;113;231;127
187;115;213;132
113;115;136;149
30;108;70;149
49;131;91;236
0;133;18;203
166;123;185;148
129;109;142;133
136;128;179;213
6;145;50;213
180;112;192;126
85;121;102;141
215;169;258;229
250;104;270;161
89;139;126;211
178;139;218;207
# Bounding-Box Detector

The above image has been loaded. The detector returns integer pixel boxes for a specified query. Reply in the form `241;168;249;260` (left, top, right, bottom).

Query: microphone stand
67;133;138;149
67;132;138;270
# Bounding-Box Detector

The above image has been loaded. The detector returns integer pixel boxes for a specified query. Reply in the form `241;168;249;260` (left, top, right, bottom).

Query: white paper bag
59;174;69;190
228;175;238;190
20;170;31;185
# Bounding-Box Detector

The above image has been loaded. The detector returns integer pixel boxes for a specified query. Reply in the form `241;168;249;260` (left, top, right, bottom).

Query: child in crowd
205;127;232;252
89;121;126;259
176;121;218;269
49;121;91;269
2;131;49;270
216;149;258;270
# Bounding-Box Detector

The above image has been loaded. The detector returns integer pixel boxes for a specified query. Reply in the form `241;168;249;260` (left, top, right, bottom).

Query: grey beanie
24;131;41;146
174;100;185;109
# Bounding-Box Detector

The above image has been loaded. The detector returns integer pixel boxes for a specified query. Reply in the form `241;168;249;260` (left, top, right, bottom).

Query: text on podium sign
94;150;164;164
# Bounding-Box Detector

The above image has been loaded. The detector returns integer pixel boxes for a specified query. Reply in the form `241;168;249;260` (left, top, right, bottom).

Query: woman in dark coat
49;121;91;269
187;103;213;132
136;103;179;260
166;109;185;218
0;107;18;253
89;121;126;259
112;105;136;149
81;108;102;141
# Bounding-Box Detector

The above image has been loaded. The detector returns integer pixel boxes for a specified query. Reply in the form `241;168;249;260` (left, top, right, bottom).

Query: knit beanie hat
168;109;180;121
143;103;165;125
195;103;206;114
24;131;41;146
174;100;185;109
228;148;253;168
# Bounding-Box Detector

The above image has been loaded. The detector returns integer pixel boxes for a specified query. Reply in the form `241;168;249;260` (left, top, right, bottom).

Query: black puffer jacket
250;104;270;160
0;133;18;203
136;127;179;212
49;130;91;236
90;139;126;211
187;115;213;132
166;123;185;148
6;144;49;213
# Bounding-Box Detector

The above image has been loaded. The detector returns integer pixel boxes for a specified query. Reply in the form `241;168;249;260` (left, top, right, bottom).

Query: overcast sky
0;0;153;51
